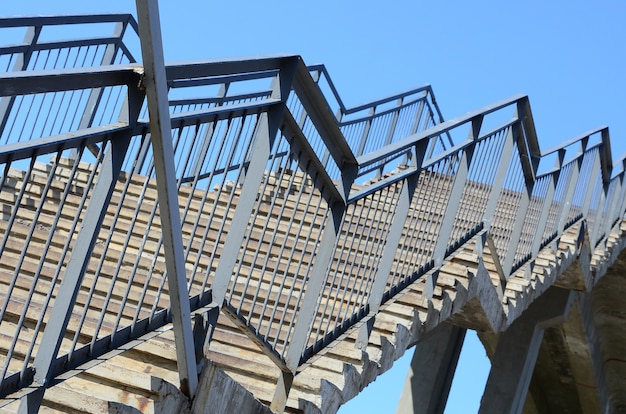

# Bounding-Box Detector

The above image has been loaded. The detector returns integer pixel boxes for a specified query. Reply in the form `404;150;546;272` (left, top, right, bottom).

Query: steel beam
427;116;481;297
0;65;142;96
356;139;429;348
135;0;197;397
210;58;297;306
18;133;132;414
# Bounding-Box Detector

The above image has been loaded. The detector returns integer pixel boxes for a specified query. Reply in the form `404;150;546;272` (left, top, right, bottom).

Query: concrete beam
396;323;466;414
479;287;574;414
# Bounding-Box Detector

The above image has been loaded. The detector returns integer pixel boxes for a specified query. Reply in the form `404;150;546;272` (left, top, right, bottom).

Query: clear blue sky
3;1;625;412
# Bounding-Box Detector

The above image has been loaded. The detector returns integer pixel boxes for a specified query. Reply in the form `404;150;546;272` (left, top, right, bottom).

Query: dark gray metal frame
0;10;622;413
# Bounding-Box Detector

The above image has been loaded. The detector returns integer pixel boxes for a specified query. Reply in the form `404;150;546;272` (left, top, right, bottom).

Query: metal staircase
0;12;624;413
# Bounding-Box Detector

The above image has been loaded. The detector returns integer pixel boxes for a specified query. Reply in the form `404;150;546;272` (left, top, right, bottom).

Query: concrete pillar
479;287;574;414
396;323;466;414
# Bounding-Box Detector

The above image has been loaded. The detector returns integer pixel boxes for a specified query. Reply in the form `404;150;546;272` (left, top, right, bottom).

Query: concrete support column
396;323;466;414
479;287;574;414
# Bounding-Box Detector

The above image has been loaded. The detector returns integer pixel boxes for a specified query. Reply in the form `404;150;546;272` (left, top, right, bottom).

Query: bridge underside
522;248;626;413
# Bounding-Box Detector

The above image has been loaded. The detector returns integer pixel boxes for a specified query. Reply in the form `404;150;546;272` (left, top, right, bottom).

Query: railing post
271;161;357;412
427;116;482;298
356;140;429;349
18;128;134;414
189;82;229;178
588;178;606;248
603;163;626;238
135;0;198;397
500;123;534;278
355;106;375;157
475;124;515;289
556;163;581;236
530;172;557;258
581;152;602;218
209;59;297;307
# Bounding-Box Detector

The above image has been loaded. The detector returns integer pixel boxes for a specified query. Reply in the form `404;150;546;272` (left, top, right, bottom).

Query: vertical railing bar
418;161;447;266
87;132;150;343
197;115;257;295
189;83;229;179
428;143;473;298
555;161;579;237
7;151;63;378
66;46;95;133
603;179;620;234
345;182;397;324
274;184;325;349
0;25;42;140
355;107;375;157
94;134;157;343
315;205;354;344
581;152;602;219
39;49;66;137
357;170;422;347
71;164;136;352
210;57;297;311
181;118;222;289
531;173;556;257
589;182;606;247
242;144;292;323
335;195;375;330
271;202;344;411
77;22;126;133
501;126;534;278
605;173;625;237
340;186;382;320
261;154;311;342
231;128;281;314
251;147;300;333
394;167;427;287
479;126;515;250
334;201;372;325
191;116;246;294
344;180;395;326
404;170;437;282
0;155;38;323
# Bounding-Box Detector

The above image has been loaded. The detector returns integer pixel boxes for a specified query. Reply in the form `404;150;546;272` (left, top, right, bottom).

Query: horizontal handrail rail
0;13;137;29
357;94;527;168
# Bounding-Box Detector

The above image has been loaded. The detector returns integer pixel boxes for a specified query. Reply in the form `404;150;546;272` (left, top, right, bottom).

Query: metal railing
0;14;624;412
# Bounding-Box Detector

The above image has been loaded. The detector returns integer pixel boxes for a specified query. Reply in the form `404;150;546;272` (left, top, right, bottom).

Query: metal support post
18;133;133;414
135;0;197;397
271;157;356;412
589;189;606;248
501;123;534;278
581;153;602;218
530;173;556;258
481;127;516;234
210;59;297;306
428;116;482;297
356;140;428;349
